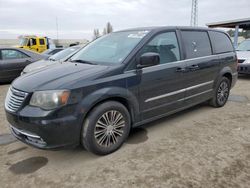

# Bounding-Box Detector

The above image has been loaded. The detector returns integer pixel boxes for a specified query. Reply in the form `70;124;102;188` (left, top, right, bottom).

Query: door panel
180;30;220;105
139;62;186;120
0;49;30;80
137;31;186;120
183;55;219;104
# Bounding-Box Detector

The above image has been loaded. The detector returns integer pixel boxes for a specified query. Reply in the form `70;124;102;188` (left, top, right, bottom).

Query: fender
213;66;233;89
76;87;140;124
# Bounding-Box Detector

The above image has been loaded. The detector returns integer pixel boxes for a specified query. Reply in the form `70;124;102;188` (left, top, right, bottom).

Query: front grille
5;87;28;112
238;59;245;64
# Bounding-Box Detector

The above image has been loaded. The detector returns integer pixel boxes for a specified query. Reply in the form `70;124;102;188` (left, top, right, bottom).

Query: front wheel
81;101;131;155
209;77;231;107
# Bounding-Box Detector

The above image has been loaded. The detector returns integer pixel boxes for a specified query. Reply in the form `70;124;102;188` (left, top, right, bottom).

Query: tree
106;22;113;34
93;29;100;40
102;22;113;36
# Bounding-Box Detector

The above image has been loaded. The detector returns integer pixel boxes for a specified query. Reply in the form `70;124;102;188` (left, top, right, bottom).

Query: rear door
138;31;187;120
180;30;220;105
0;49;31;80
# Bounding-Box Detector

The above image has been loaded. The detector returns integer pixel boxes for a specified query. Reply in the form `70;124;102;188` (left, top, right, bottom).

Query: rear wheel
209;77;231;107
81;101;131;155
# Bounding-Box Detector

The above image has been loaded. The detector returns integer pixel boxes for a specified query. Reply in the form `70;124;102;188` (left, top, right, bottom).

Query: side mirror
137;52;160;68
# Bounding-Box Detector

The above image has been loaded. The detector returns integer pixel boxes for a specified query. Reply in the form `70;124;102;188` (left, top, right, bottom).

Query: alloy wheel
217;81;229;105
94;110;125;147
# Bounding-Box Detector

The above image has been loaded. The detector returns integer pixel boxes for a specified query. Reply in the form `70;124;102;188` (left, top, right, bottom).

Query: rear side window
181;31;212;59
209;31;234;54
39;39;45;45
1;50;28;60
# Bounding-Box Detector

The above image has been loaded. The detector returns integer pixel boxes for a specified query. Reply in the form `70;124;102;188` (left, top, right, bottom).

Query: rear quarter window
181;31;212;59
208;31;234;54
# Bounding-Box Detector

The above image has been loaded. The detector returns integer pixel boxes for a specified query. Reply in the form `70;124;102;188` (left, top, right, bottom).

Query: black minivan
5;27;237;155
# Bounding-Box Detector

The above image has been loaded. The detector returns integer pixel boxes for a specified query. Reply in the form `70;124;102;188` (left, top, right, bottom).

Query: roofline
115;26;223;33
207;18;250;29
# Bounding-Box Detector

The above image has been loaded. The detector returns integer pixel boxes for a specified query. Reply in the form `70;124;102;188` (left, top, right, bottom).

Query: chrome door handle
176;67;186;72
188;64;199;71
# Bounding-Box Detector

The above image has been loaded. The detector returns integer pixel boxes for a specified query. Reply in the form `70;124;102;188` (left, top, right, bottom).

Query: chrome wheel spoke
102;112;110;125
113;113;123;125
110;131;117;143
113;128;123;136
113;120;125;129
98;133;108;145
96;120;107;129
94;129;106;137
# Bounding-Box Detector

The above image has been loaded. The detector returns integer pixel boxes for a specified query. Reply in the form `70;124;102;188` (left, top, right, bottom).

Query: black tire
209;77;231;108
81;101;131;155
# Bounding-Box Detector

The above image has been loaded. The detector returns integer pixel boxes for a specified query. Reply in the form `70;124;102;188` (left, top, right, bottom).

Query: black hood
12;62;112;92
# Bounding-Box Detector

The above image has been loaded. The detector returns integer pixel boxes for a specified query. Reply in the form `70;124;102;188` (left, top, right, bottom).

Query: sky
0;0;249;40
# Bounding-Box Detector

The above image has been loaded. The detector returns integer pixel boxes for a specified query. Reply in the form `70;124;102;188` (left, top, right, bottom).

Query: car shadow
238;74;250;80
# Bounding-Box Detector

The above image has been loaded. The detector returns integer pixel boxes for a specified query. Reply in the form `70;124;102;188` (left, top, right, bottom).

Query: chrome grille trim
5;87;28;112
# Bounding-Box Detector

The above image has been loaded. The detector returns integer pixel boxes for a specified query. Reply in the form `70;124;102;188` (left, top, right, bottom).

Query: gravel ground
0;76;250;188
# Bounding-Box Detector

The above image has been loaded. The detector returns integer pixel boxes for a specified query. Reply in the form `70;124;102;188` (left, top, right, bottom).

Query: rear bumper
238;64;250;74
5;107;82;149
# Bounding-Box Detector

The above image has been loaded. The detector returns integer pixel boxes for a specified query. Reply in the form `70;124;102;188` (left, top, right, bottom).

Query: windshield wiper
70;59;97;65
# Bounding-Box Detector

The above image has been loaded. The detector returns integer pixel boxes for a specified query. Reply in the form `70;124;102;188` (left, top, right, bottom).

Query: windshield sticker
128;31;149;39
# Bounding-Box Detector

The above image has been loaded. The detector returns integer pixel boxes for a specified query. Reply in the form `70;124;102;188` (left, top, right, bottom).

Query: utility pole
190;0;198;27
56;16;59;40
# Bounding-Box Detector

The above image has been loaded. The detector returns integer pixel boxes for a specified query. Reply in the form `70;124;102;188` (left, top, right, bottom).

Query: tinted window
181;31;212;59
1;50;28;60
140;32;180;64
209;31;234;54
39;39;45;45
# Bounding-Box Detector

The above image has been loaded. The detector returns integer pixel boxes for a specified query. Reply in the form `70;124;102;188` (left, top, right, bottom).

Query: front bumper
238;64;250;74
5;107;82;149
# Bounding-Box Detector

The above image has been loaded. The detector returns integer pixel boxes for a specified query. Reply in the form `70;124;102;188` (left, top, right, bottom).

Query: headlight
243;59;250;64
30;90;70;110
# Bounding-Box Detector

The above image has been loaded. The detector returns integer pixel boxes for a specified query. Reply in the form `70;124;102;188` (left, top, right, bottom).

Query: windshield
70;30;149;64
49;46;80;61
237;40;250;51
19;38;28;46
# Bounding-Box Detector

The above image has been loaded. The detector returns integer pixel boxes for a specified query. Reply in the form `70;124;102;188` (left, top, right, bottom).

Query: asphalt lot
1;76;250;188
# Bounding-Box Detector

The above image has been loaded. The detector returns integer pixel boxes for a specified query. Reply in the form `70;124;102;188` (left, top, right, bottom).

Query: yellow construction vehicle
17;36;56;53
